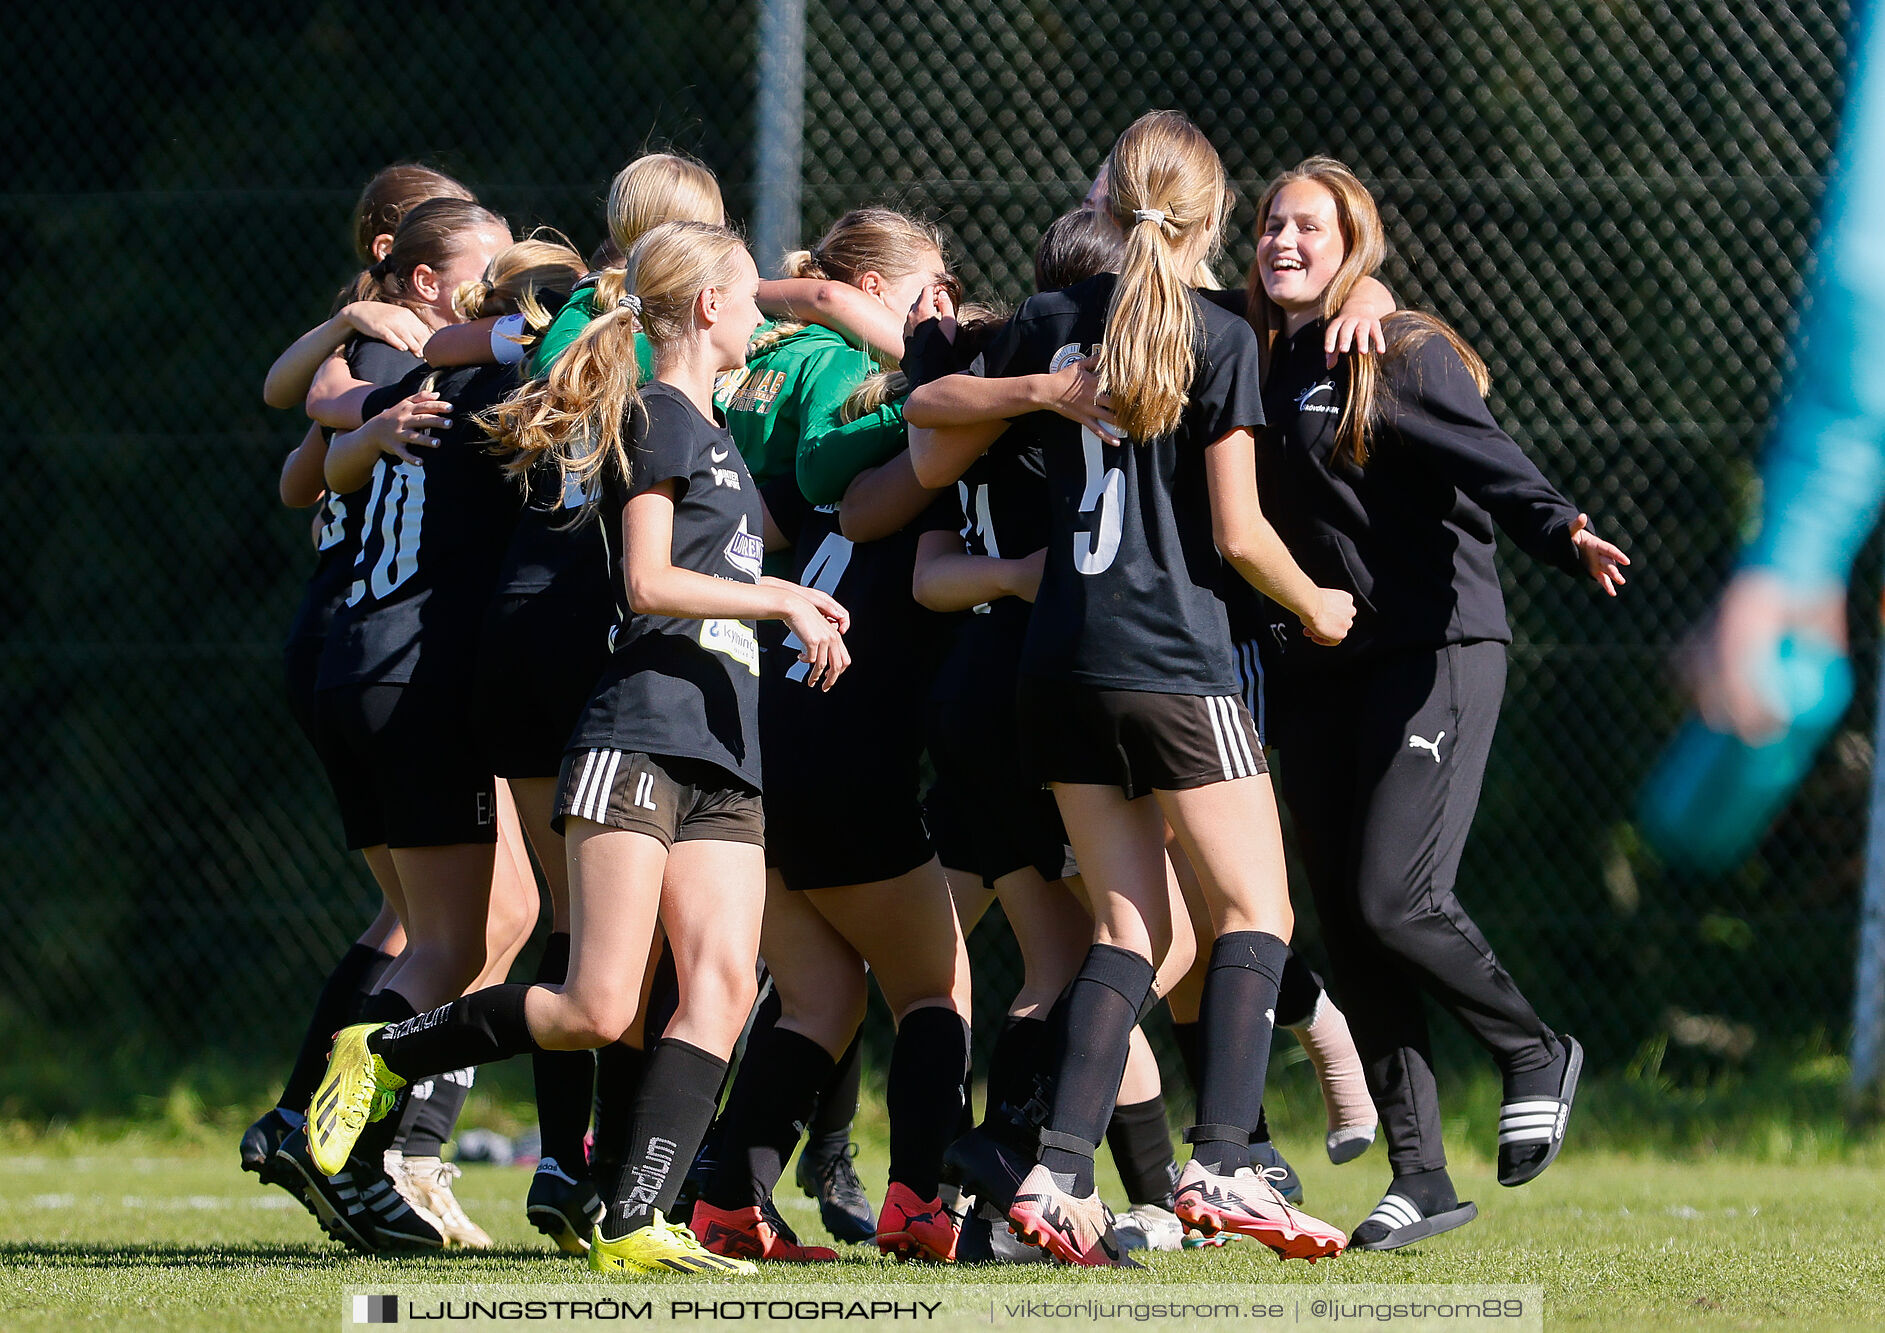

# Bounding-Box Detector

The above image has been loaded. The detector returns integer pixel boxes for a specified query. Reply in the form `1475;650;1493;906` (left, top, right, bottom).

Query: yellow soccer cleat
307;1023;405;1176
587;1211;758;1276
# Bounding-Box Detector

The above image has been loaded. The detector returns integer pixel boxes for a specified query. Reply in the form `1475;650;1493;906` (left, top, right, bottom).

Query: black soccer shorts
1017;679;1268;800
314;682;498;849
757;634;935;893
927;681;1078;888
473;592;611;780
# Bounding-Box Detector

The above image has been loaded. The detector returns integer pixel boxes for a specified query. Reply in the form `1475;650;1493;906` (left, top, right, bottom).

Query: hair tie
619;293;643;315
1132;208;1168;227
369;256;394;278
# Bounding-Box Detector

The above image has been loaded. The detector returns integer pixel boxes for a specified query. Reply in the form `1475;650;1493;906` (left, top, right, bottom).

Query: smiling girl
1238;158;1628;1251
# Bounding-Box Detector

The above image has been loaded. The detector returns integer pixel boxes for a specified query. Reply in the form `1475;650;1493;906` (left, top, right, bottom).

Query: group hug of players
244;109;1631;1275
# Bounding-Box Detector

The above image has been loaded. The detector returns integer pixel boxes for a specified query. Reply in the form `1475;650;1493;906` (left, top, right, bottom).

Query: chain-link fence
0;2;1863;1115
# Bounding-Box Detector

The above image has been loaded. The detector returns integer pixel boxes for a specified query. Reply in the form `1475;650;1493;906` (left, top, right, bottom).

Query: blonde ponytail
780;248;826;279
1095;111;1228;442
485;301;645;503
839;370;910;422
485;221;748;507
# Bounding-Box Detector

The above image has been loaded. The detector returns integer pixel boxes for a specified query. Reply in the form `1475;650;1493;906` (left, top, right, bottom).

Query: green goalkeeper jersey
716;323;906;502
526;282;655;381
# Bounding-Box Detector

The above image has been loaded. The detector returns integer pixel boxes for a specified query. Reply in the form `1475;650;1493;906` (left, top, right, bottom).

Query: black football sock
1038;945;1155;1195
807;1031;864;1145
701;1027;834;1210
981;1015;1050;1150
598;1038;728;1240
400;1067;472;1158
1106;1094;1178;1209
590;1042;648;1190
953;1088;976;1143
1251;1103;1272;1144
1187;931;1287;1176
684;983;779;1196
1275;951;1325;1030
359;989;419;1026
885;1005;971;1199
642;943;681;1046
1503;1031;1567;1098
1392;1165;1459;1215
1034;989;1071;1120
279;944;396;1114
530;933;595;1170
1170;1019;1204;1106
365;983;541;1081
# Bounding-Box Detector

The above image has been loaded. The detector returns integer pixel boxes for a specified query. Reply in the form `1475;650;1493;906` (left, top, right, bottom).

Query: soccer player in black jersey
1239;159;1627;1251
248;166;487;1253
287;206;547;1250
305;221;852;1278
427;156;888;1252
695;209;973;1266
470;166;725;1257
885;215;1188;1259
906;112;1355;1265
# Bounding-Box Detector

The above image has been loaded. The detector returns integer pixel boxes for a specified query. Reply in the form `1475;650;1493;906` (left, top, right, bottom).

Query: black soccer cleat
941;1126;1034;1216
275;1127;377;1252
239;1107;296;1179
242;1108;320;1222
276;1128;444;1252
795;1138;877;1244
526;1157;604;1256
955;1202;1054;1265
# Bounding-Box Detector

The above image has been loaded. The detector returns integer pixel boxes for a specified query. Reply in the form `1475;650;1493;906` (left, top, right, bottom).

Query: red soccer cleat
874;1182;960;1262
690;1199;838;1262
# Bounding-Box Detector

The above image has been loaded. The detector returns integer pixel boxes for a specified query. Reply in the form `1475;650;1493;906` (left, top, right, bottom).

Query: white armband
490;313;529;365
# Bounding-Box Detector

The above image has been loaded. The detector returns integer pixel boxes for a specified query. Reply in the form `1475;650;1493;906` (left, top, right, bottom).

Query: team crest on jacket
1050;341;1092;373
723;515;764;580
1296;380;1339;414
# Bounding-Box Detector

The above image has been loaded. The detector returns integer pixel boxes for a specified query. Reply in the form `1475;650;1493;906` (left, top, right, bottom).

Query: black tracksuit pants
1268;641;1557;1174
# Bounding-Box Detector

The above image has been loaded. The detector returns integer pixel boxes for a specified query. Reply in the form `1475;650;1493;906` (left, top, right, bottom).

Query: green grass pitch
4;1128;1885;1331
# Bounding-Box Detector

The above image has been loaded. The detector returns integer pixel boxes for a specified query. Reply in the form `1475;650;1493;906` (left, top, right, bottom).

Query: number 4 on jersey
784;530;852;683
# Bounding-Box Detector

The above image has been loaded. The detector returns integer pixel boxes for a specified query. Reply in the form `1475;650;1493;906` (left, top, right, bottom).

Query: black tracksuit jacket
1224;316;1585;670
